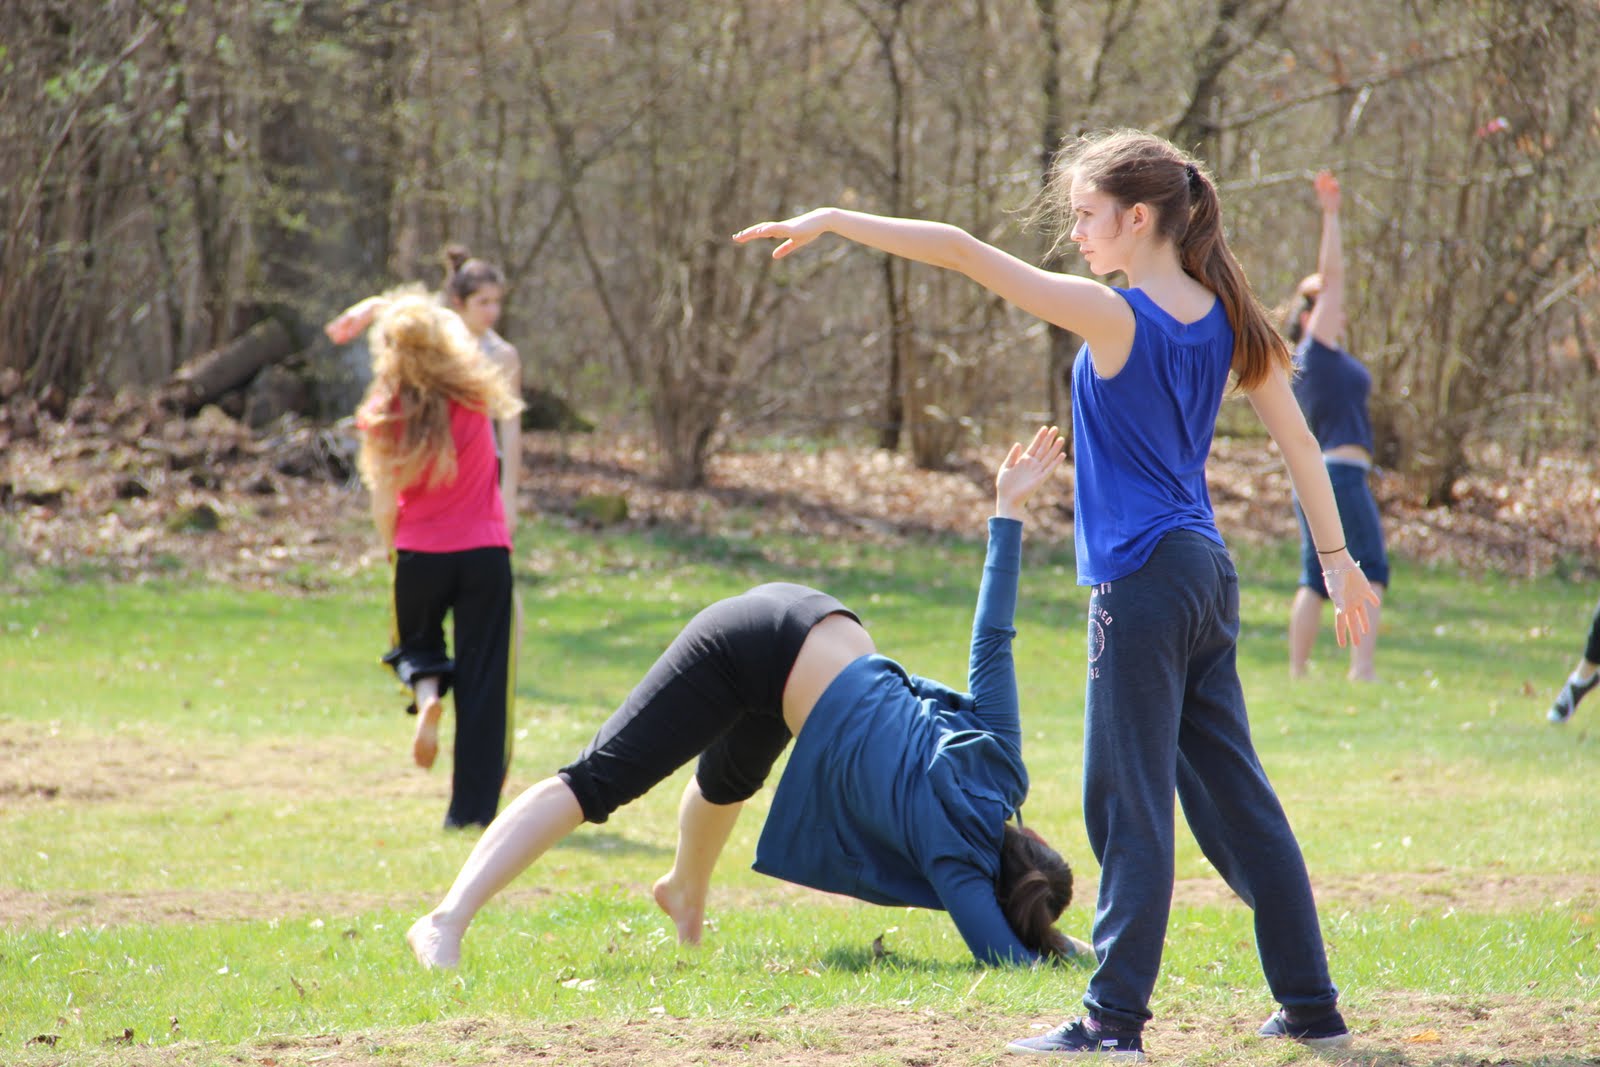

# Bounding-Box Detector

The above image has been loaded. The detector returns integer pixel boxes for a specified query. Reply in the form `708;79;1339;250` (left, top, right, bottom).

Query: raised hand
995;425;1066;520
1313;170;1341;215
732;209;834;260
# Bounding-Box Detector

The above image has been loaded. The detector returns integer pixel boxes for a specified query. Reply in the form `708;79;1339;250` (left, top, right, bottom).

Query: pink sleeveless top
385;401;510;552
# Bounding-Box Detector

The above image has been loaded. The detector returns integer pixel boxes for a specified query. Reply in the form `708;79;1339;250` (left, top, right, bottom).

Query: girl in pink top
357;295;524;829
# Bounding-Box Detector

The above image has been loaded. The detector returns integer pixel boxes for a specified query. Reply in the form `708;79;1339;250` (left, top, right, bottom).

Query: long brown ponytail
1046;129;1291;391
996;822;1075;960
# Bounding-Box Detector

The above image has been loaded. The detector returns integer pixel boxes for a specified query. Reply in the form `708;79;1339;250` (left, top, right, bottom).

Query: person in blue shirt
406;426;1084;970
1286;171;1388;682
735;128;1380;1060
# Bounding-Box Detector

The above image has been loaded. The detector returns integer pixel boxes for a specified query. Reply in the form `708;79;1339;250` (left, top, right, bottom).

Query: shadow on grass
815;943;983;975
554;829;672;858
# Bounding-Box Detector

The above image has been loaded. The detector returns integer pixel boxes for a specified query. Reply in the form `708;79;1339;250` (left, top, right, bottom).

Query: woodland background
3;0;1597;497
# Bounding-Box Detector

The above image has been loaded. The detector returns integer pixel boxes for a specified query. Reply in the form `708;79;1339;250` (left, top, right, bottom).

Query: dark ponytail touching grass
997;823;1075;960
1045;129;1291;391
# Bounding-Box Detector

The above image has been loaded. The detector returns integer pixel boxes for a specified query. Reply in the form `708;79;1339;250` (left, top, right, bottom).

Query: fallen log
163;316;299;413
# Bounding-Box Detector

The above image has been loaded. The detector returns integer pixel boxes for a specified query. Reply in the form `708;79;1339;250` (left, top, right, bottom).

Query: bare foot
405;912;462;969
412;696;443;769
652;874;706;945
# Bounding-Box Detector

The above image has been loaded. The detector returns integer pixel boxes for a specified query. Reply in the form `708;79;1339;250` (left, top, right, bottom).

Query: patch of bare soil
3;397;1598;588
12;998;1598;1066
1;720;1592;933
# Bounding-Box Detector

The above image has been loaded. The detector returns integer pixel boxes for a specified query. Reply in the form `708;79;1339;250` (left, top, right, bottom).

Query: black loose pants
386;546;516;827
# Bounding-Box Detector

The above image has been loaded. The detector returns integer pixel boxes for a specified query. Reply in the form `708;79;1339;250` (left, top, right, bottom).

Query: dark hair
1284;275;1320;344
1286;294;1316;344
997;822;1074;960
441;243;506;304
1044;129;1291;391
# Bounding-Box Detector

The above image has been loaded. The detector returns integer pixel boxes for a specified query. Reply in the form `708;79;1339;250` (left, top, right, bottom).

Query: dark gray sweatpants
1080;530;1338;1031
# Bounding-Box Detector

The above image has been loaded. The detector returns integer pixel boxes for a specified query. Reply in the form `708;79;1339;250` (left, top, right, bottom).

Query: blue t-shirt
1071;287;1232;585
754;518;1035;965
1292;337;1374;453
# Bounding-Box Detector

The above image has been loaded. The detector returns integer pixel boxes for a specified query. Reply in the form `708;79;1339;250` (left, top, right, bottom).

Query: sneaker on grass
1549;672;1599;724
1258;1008;1352;1049
1007;1018;1145;1060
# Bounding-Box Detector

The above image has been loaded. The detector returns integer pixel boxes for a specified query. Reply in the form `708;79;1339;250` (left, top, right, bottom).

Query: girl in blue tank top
737;128;1380;1060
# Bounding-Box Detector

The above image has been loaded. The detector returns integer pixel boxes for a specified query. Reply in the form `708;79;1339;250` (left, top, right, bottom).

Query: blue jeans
1080;531;1339;1030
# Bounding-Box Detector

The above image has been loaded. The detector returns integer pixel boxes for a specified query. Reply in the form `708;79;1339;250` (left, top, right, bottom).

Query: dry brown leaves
3;395;1597;589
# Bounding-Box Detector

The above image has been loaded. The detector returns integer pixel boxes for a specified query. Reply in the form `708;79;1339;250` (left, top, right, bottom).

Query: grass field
2;515;1597;1065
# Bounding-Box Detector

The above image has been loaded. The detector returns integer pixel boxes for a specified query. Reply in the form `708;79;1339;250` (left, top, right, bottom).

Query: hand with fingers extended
995;425;1066;521
1321;559;1379;648
732;209;835;260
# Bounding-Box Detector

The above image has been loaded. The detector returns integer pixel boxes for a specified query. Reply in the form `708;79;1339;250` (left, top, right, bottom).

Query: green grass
1;519;1597;1062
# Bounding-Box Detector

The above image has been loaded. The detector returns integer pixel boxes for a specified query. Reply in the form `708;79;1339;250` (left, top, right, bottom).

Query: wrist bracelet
1316;543;1347;556
1321;563;1362;576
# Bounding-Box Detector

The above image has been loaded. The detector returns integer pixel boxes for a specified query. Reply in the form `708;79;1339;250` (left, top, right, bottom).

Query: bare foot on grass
412;696;443;769
405;912;462;969
652;874;707;945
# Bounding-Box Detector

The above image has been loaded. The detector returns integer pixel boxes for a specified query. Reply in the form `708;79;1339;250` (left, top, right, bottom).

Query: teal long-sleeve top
753;517;1035;965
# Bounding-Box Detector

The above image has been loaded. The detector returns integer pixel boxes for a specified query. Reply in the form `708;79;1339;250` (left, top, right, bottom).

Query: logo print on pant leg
1088;583;1112;680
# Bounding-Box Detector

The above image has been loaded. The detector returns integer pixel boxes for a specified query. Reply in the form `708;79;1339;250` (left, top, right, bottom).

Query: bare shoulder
481;330;522;382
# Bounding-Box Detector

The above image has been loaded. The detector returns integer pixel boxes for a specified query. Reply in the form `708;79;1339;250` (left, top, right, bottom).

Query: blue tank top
1291;337;1374;453
1071;287;1231;584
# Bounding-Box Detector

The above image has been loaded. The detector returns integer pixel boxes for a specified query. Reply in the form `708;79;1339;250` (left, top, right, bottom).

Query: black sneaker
1258;1008;1351;1049
1549;672;1599;723
1007;1019;1146;1060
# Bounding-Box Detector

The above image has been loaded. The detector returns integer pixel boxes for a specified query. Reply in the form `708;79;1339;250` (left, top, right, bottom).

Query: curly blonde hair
356;291;523;496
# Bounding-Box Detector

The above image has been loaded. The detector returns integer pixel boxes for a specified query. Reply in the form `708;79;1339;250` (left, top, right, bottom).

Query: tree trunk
254;1;400;417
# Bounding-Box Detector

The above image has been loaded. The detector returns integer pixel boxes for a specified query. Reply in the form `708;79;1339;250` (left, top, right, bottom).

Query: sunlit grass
1;516;1597;1059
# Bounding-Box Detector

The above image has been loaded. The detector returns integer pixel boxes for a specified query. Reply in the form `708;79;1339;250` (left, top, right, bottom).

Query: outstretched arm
964;427;1066;742
733;210;1131;363
1249;368;1378;646
1304;171;1344;348
325;295;390;345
